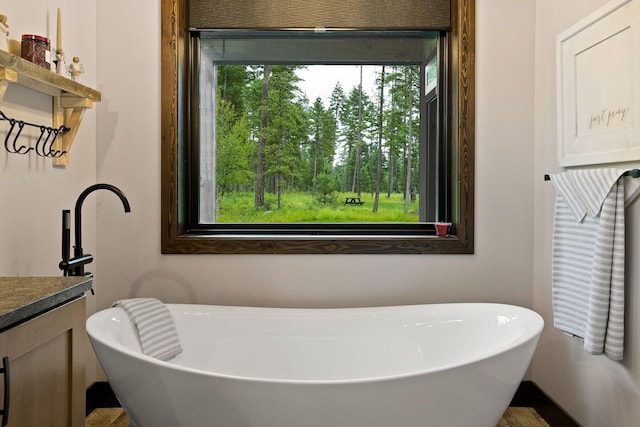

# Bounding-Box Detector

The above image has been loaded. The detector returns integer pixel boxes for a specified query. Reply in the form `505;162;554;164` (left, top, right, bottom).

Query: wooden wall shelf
0;49;101;166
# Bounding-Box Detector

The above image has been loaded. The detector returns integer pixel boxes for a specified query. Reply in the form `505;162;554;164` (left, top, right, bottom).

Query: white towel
550;169;626;360
113;298;183;361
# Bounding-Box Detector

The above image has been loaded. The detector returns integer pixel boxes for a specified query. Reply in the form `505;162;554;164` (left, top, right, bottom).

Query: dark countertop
0;276;93;332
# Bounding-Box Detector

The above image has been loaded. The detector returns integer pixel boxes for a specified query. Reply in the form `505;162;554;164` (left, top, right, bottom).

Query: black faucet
60;184;131;277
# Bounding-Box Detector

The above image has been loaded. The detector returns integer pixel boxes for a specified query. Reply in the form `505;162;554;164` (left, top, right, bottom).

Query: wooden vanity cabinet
0;296;86;427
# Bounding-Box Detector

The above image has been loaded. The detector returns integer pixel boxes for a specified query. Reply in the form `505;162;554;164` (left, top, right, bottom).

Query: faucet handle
59;254;93;276
61;209;71;276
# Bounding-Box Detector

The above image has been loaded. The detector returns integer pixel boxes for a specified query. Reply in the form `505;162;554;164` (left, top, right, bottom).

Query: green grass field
216;192;419;222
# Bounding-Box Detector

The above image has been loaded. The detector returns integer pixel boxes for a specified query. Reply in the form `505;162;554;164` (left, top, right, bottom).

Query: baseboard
86;381;121;416
511;381;581;426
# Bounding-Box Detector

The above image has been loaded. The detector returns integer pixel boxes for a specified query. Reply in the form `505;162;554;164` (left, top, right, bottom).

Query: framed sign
557;0;640;166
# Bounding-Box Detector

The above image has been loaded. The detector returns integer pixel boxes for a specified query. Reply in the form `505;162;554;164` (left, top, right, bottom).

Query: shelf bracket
0;50;101;166
52;94;94;166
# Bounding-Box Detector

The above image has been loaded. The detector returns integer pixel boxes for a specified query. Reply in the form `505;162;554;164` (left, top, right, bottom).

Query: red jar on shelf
21;34;51;69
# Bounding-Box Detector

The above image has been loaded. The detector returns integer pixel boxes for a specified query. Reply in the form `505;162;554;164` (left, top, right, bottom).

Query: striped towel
550;169;626;360
113;298;183;361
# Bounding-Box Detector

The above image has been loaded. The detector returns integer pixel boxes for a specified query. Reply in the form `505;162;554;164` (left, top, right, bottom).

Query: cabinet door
0;297;86;427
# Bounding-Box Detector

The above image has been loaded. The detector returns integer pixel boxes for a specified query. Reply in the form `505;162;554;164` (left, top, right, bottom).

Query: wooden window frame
161;0;475;254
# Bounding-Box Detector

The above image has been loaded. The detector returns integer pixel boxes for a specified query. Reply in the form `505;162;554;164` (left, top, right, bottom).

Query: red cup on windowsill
435;222;451;237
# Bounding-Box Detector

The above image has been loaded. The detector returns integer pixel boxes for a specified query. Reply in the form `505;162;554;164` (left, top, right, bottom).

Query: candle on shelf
56;8;62;52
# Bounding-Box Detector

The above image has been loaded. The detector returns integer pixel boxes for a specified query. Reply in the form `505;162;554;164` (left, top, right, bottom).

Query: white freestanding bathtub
87;303;543;427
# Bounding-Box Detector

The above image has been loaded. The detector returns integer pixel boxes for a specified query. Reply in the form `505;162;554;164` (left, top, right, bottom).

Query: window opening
194;32;447;231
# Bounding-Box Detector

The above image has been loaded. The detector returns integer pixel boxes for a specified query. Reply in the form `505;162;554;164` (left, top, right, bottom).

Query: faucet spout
71;183;131;274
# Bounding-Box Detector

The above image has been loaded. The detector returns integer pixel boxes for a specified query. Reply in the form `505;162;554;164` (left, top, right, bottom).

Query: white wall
0;0;97;275
91;0;538;307
532;1;640;426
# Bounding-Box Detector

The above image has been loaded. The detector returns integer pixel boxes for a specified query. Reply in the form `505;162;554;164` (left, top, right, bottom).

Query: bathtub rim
86;302;544;385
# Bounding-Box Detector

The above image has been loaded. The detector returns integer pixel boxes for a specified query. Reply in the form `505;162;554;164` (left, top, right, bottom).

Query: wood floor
498;407;551;427
85;407;551;427
86;408;129;427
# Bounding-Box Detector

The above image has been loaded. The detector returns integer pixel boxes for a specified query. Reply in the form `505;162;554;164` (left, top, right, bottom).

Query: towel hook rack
544;169;640;181
0;110;69;158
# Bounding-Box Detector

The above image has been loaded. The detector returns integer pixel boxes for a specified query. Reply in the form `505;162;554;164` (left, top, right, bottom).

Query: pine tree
373;65;385;213
216;100;252;196
255;65;270;209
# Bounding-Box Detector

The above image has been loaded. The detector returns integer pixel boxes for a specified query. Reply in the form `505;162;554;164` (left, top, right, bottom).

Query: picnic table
344;197;365;205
